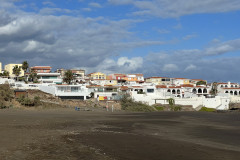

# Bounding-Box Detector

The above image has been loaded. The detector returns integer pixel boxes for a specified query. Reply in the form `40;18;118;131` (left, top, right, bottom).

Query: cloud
162;64;179;72
109;0;240;18
23;40;38;52
143;38;240;82
183;34;197;40
184;64;197;72
157;29;170;34
89;2;102;8
205;39;240;56
86;57;143;73
0;6;163;74
42;1;56;7
108;0;133;5
82;8;92;12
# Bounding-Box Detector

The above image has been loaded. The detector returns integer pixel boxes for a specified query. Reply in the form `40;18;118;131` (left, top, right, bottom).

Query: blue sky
0;0;240;82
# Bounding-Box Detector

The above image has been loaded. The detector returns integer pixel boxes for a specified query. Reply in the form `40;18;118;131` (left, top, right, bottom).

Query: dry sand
0;108;240;160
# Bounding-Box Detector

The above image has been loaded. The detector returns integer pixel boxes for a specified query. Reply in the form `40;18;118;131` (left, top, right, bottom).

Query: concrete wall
230;96;240;103
38;85;56;95
131;91;230;110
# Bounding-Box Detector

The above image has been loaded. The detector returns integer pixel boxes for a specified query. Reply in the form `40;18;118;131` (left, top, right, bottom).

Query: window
71;87;79;92
147;89;154;93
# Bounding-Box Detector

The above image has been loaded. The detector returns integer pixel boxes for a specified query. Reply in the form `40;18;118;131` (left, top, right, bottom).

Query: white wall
38;85;56;95
131;91;230;110
0;78;15;84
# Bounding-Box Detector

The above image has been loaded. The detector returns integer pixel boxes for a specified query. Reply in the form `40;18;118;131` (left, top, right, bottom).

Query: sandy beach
0;108;239;160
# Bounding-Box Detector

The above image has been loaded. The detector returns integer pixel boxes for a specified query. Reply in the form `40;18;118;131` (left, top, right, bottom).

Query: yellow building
4;64;24;77
88;72;106;79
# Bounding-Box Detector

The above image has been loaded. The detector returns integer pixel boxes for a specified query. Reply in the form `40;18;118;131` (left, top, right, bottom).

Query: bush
0;84;14;108
154;106;164;111
199;107;216;112
173;106;182;111
120;94;155;112
17;95;41;107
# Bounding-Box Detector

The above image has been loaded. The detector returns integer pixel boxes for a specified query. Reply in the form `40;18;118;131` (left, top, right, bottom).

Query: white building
39;84;91;100
37;73;62;84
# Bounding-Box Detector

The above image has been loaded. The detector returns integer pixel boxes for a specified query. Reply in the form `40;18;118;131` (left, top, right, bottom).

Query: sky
0;0;240;82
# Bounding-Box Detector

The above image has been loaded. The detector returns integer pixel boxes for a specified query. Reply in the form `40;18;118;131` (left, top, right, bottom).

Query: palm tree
12;65;22;81
2;71;9;77
22;61;29;73
63;70;74;84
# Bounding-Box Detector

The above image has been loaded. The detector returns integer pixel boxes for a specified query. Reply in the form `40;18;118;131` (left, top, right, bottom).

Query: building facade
4;64;24;77
30;66;52;73
88;72;106;80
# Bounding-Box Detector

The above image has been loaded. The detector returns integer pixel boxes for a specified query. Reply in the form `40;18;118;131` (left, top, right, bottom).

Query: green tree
12;65;22;81
2;71;9;77
196;81;207;86
210;82;218;96
22;61;29;73
29;71;39;83
63;70;74;84
167;98;175;111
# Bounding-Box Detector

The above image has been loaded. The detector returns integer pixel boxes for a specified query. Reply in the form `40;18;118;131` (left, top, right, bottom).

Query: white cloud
183;34;197;40
205;39;240;56
109;0;240;18
184;64;197;72
108;0;133;5
162;64;178;72
42;1;56;7
82;8;92;12
157;29;170;34
23;40;38;52
89;2;102;8
85;57;143;74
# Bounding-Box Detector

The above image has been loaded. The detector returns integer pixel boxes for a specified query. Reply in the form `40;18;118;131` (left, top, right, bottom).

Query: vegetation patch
199;107;216;112
16;95;41;107
154;106;164;111
120;94;155;112
0;84;14;108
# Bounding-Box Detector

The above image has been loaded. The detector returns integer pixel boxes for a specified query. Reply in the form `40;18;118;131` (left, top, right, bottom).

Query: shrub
154;106;164;111
173;106;182;111
120;94;155;112
199;107;216;112
0;84;14;108
17;95;41;107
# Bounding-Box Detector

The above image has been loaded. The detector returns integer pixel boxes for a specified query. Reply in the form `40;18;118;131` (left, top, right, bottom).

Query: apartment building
4;63;24;77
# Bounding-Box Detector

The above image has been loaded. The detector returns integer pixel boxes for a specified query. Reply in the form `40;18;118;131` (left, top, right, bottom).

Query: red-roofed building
30;66;51;73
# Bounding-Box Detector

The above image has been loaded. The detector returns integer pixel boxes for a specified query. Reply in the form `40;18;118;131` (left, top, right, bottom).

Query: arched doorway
172;89;176;94
177;89;180;94
203;88;207;93
198;88;202;94
230;91;233;95
234;91;238;95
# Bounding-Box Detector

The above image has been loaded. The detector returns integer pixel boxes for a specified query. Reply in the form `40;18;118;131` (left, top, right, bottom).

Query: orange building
30;66;52;73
